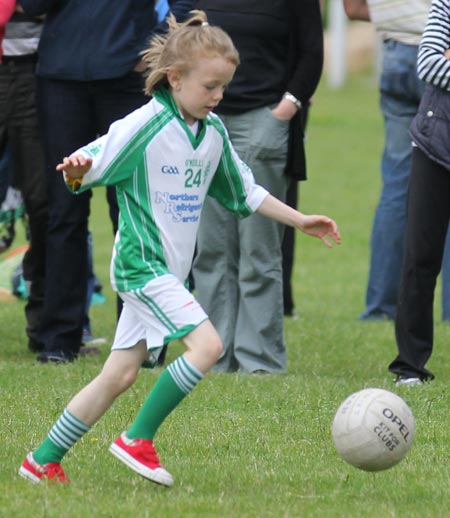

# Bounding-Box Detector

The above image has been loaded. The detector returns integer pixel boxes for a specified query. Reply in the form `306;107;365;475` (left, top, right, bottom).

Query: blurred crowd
1;0;448;384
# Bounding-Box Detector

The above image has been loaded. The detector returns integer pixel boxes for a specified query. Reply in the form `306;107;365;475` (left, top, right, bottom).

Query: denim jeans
361;40;450;320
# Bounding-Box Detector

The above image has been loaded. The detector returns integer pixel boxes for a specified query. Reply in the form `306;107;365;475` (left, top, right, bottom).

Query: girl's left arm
256;193;341;248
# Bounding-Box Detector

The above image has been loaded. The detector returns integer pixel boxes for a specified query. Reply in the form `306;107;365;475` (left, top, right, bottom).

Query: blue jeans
361;40;450;320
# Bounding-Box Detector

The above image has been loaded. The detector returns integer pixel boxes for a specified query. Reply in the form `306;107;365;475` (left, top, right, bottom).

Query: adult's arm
417;0;450;90
342;0;370;21
286;0;324;106
0;0;15;25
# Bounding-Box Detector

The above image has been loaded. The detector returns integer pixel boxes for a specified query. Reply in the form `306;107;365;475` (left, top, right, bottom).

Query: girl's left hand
300;215;341;248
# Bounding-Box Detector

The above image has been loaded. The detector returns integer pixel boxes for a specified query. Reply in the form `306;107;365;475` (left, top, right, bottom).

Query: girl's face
168;54;236;125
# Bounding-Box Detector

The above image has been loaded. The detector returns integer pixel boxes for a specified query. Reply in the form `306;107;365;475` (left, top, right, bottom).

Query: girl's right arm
56;155;93;192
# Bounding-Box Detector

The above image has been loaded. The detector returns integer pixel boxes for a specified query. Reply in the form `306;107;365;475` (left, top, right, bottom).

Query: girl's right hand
56;155;93;178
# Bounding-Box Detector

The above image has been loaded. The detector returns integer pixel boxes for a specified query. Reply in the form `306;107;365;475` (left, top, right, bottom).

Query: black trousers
0;59;47;343
281;104;309;316
36;72;147;356
282;179;298;315
389;146;450;380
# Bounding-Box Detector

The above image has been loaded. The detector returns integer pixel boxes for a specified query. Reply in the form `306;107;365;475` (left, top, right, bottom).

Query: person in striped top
388;0;450;385
417;0;450;86
343;0;450;322
18;11;340;486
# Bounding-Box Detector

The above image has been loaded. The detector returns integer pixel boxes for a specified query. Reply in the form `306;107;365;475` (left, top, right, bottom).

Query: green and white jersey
68;88;268;292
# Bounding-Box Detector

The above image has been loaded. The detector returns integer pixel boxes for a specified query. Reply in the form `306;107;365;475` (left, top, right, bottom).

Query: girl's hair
142;10;240;95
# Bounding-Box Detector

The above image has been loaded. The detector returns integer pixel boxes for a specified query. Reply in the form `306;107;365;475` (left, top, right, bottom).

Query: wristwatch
283;92;302;110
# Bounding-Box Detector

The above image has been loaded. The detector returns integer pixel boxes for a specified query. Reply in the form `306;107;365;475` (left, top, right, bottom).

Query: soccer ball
331;388;415;472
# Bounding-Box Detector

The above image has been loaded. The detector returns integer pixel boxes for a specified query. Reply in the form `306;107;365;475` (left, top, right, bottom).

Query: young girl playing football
19;10;340;487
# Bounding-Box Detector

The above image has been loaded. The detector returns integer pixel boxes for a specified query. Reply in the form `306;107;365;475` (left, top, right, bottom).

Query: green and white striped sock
33;408;91;465
127;355;204;440
167;355;204;394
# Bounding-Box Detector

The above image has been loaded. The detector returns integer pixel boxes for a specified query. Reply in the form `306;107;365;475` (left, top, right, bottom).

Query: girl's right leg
109;319;222;487
19;342;148;484
123;320;222;443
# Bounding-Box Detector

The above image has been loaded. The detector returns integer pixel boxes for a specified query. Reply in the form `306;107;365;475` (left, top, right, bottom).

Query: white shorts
112;274;208;358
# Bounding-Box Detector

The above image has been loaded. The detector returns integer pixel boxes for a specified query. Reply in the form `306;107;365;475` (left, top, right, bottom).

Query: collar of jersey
153;87;207;149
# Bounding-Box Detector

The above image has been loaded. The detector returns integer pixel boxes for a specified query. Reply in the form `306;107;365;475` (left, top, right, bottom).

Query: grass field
1;73;450;518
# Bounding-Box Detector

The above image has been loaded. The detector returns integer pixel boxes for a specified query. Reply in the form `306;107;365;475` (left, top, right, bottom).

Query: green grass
2;73;450;517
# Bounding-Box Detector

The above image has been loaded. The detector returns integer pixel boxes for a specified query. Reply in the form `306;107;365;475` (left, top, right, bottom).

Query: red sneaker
109;432;173;486
19;452;70;484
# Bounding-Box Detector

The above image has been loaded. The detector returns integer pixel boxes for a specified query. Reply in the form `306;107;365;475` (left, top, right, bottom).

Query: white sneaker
82;329;107;345
394;376;423;387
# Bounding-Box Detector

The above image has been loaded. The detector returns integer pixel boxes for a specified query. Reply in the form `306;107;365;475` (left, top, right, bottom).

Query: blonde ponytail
142;10;239;95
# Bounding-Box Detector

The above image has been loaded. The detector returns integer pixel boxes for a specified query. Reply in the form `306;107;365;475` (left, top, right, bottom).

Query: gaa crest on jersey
161;165;180;175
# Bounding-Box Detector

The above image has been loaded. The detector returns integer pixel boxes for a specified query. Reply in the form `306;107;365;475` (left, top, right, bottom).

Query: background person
0;8;48;352
192;0;324;374
20;0;194;363
344;0;450;322
388;0;450;385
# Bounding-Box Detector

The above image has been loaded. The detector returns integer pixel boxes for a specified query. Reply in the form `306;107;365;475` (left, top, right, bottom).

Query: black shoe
36;350;77;364
28;337;45;353
157;345;168;366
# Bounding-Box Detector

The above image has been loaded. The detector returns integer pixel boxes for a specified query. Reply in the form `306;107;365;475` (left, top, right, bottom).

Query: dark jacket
286;0;323;181
409;83;450;172
20;0;193;81
194;0;323;180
